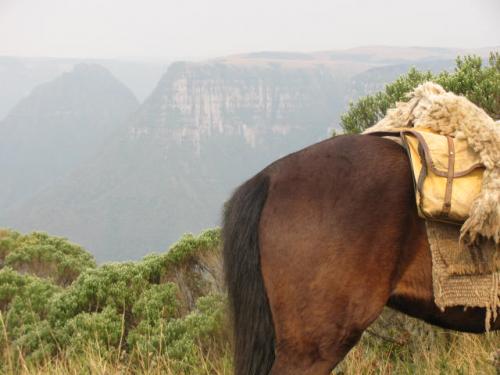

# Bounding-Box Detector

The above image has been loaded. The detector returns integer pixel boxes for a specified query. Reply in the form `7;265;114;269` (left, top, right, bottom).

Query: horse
222;134;500;375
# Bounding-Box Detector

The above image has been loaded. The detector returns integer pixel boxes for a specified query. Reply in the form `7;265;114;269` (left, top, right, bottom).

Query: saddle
373;129;485;225
401;129;485;224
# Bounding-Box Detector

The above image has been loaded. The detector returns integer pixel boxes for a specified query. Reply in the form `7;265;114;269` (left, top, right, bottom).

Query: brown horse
223;134;499;375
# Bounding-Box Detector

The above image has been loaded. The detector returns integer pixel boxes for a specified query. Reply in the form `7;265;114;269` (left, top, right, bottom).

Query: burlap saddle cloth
373;129;499;329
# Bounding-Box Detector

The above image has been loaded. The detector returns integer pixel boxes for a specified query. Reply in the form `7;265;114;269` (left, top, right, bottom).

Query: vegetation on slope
0;228;228;374
0;229;95;286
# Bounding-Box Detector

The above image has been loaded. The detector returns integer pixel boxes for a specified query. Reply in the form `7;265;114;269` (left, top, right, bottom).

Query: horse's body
223;135;499;375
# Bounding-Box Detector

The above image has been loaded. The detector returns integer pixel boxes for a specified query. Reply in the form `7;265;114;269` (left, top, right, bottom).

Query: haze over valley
0;46;497;261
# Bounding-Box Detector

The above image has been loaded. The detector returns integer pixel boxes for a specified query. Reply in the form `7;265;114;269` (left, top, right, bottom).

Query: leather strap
416;142;427;195
366;130;484;176
441;136;455;218
416;141;428;216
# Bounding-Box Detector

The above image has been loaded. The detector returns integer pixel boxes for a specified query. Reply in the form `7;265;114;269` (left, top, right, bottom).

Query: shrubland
1;228;498;374
1;228;229;374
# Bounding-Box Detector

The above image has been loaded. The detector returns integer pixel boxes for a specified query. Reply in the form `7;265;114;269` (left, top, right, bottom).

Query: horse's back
265;134;412;200
261;134;415;245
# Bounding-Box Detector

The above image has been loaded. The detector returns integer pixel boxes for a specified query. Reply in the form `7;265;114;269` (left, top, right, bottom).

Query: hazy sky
1;0;499;60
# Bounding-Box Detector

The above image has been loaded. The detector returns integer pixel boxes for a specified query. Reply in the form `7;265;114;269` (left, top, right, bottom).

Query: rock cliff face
4;47;495;261
129;61;346;154
3;59;349;261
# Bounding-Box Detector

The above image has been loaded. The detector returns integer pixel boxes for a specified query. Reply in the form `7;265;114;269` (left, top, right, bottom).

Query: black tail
223;173;275;375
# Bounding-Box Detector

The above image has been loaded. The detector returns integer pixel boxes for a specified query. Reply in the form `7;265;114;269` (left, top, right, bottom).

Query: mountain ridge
2;46;498;261
0;63;139;212
2;59;346;260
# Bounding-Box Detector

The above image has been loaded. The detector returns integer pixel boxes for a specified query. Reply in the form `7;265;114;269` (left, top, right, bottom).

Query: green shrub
165;229;221;266
132;283;180;323
159;293;227;372
341;52;500;134
0;229;96;286
0;267;60;317
60;305;124;357
0;267;61;363
49;261;154;326
0;229;21;266
0;227;224;368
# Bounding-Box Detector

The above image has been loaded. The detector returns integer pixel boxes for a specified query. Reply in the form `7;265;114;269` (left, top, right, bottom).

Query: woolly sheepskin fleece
364;82;499;248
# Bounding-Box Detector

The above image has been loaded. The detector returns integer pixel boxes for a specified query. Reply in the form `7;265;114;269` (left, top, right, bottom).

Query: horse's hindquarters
225;134;497;375
259;135;417;373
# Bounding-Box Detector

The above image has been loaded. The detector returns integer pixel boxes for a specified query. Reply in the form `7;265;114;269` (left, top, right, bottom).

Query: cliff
2;59;348;260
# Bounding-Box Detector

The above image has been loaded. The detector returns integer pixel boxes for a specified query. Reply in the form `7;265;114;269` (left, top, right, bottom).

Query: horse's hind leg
260;225;398;374
260;194;404;374
261;242;391;375
271;356;348;375
269;325;364;375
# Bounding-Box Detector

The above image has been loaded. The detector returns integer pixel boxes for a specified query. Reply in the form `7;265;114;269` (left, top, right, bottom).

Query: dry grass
1;342;232;375
338;329;499;375
2;309;499;375
337;310;500;375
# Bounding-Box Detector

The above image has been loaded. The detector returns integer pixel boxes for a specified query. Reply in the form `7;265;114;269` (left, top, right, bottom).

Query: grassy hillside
0;229;498;374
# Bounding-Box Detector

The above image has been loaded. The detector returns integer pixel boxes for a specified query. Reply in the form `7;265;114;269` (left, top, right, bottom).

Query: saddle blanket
426;221;499;331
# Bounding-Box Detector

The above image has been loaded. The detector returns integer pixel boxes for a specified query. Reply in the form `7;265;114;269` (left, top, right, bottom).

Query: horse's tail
223;173;275;375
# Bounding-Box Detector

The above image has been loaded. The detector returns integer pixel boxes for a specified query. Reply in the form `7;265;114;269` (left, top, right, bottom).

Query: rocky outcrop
128;61;345;155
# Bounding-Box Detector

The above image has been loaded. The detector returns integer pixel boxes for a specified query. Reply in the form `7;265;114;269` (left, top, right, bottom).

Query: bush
0;229;96;286
340;52;500;134
0;267;60;317
60;306;124;357
0;267;61;363
0;228;224;370
156;293;227;372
